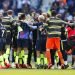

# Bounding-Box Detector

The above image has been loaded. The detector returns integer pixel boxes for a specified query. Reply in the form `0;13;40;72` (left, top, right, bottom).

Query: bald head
38;15;45;22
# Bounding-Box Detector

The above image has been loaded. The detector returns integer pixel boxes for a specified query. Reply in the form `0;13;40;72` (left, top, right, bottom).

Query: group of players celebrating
0;9;75;69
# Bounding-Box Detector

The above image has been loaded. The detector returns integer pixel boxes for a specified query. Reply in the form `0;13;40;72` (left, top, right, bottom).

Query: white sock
64;61;67;65
73;62;75;66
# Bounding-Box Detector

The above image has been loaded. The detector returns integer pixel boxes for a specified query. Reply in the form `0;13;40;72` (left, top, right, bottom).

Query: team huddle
0;10;75;69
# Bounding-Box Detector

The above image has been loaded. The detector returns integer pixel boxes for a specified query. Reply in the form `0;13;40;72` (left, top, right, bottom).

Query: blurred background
0;0;75;22
0;0;75;15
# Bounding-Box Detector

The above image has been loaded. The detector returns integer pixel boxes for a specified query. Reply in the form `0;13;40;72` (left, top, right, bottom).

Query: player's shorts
67;36;75;48
72;50;75;55
68;40;75;47
67;36;75;55
36;37;46;52
46;37;60;50
61;40;70;51
12;37;17;48
6;32;12;45
17;39;29;48
0;38;6;50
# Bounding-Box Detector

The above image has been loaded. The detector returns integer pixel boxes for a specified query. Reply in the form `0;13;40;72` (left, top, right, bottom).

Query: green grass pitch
0;69;75;75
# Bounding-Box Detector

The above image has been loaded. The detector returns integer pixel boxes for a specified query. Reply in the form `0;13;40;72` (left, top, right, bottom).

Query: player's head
51;10;57;17
18;13;23;17
7;10;13;16
38;15;45;22
19;13;25;20
56;14;62;19
42;13;47;18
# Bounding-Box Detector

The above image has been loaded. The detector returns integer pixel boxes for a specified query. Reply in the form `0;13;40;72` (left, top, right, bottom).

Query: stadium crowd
0;0;75;69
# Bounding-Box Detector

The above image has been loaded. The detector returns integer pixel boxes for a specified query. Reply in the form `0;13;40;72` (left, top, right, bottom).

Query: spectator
2;0;10;11
58;2;66;15
64;12;73;21
16;0;23;13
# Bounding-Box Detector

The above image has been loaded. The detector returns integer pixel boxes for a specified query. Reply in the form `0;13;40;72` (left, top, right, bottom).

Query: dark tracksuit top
0;23;6;50
2;16;14;44
33;22;47;40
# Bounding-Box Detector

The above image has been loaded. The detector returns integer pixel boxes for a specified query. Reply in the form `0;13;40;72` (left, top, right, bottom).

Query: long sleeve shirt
44;17;72;38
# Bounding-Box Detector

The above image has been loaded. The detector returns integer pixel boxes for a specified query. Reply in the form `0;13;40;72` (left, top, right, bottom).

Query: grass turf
0;69;75;75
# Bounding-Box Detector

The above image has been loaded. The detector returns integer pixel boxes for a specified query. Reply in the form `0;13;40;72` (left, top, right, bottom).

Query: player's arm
62;20;74;26
38;23;48;32
25;21;37;30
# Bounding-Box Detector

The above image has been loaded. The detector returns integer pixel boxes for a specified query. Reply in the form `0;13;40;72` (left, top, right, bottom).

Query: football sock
40;54;44;59
14;51;16;58
15;56;19;64
3;54;9;64
64;61;68;65
36;57;40;65
55;52;59;63
21;50;25;57
19;53;22;64
6;48;10;55
40;54;44;65
46;50;52;64
0;56;5;66
23;55;28;64
44;57;48;65
58;51;64;64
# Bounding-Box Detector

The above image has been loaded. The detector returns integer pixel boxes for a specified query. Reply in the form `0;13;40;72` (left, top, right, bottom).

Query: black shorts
72;50;75;55
68;37;75;55
36;38;46;52
61;40;70;51
68;40;75;47
17;39;29;48
6;32;12;45
12;38;17;48
0;38;6;50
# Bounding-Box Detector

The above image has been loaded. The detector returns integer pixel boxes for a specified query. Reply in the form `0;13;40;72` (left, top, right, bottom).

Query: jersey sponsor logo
19;31;29;39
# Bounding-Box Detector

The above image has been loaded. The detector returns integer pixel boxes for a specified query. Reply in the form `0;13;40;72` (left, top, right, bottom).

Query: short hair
19;13;25;20
7;10;13;15
18;13;24;17
42;13;47;17
51;10;57;16
56;14;62;19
